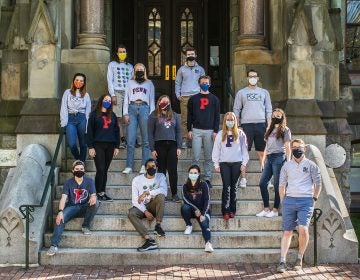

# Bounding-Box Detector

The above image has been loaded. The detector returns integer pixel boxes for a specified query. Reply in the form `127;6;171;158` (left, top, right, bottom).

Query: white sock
280;256;286;263
298;253;303;260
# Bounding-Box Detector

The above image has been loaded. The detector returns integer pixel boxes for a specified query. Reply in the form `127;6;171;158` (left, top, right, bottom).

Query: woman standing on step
212;112;249;220
256;108;291;218
181;165;214;253
148;95;182;202
60;73;91;162
122;63;155;175
86;94;120;202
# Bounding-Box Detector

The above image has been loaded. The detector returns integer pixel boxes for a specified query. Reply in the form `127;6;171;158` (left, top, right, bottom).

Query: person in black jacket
87;94;120;202
181;164;214;252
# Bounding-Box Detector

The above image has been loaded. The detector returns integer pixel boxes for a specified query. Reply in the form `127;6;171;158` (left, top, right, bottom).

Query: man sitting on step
47;160;99;256
128;158;168;251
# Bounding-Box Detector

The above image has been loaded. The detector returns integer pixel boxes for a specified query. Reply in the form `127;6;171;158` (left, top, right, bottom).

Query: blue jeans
192;128;214;181
181;204;211;243
66;113;87;162
126;104;150;168
259;153;286;209
51;201;99;247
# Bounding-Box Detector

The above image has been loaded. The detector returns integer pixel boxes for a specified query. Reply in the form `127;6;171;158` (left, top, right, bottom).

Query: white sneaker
239;178;247;188
139;165;146;174
256;210;270;217
265;211;279;218
46;245;58;256
184;225;193;235
268;181;274;189
205;241;214;253
122;167;132;174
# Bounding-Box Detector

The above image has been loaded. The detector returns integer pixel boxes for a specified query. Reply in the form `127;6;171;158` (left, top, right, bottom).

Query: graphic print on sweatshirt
226;134;234;147
73;188;88;204
102;116;111;129
159;117;175;129
246;92;262;101
142;182;157;204
200;97;209;109
190;189;203;200
132;87;147;95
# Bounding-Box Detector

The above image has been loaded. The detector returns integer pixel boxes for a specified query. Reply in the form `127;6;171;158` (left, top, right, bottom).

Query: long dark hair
184;165;202;193
264;108;287;140
95;93;113;119
113;44;129;64
70;73;87;97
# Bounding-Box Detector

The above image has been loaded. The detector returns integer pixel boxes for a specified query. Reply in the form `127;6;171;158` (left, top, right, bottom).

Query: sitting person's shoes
172;194;181;202
82;227;92;235
97;193;113;202
154;224;166;237
184;225;193;235
47;245;58;256
137;238;158;252
277;262;287;273
293;258;303;271
205;241;214;253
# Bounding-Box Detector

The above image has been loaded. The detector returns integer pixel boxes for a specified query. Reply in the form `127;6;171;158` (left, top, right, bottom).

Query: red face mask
74;81;84;89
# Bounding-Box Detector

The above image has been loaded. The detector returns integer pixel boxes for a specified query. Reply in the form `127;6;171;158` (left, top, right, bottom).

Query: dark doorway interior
112;0;229;113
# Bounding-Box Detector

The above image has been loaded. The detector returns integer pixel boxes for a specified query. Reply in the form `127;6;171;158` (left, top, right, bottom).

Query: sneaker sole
154;230;166;237
137;245;158;252
46;252;56;256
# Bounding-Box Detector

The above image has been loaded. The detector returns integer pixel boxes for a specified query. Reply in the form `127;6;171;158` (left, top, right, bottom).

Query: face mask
226;120;235;128
102;101;111;109
118;53;127;61
200;83;210;92
292;148;304;159
74;81;84;89
272;117;283;124
146;167;156;176
186;56;195;62
73;171;85;178
248;77;258;86
135;71;144;78
188;173;199;181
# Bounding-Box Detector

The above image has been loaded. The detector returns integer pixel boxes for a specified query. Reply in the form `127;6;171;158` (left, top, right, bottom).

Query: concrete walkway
0;263;359;279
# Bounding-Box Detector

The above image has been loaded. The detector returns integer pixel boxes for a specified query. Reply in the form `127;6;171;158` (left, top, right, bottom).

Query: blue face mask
189;173;199;181
102;101;111;109
226;120;235;128
200;83;210;92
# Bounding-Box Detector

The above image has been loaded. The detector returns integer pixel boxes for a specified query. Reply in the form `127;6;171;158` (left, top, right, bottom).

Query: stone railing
0;144;52;266
305;144;358;264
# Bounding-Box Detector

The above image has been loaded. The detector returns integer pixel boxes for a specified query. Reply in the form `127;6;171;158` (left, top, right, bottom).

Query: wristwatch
313;196;318;201
58;209;63;214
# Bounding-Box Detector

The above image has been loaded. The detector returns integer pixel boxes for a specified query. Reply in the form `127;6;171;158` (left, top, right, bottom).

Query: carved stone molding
0;208;23;247
320;209;344;249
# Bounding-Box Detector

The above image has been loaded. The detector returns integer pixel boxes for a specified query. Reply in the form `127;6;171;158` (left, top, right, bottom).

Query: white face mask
248;77;258;86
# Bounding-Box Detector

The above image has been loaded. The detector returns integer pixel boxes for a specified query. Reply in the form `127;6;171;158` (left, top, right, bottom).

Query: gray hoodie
175;62;205;98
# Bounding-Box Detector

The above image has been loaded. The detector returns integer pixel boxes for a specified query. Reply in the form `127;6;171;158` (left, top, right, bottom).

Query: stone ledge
234;49;281;65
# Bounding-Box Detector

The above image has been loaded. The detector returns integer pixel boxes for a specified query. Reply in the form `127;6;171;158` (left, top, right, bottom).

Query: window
346;1;360;71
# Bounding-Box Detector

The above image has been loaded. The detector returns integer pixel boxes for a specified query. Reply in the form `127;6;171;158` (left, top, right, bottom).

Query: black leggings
93;142;115;193
219;162;241;215
155;140;178;196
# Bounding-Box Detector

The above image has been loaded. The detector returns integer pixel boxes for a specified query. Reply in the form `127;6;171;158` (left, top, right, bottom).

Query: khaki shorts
112;90;125;117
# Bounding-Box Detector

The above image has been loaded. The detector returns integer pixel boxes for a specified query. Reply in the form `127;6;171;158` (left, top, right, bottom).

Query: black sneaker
137;239;158;252
154;224;166;237
205;180;212;189
172;194;181;203
97;193;113;202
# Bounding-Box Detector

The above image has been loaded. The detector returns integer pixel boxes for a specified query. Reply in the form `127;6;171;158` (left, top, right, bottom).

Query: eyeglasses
248;75;258;78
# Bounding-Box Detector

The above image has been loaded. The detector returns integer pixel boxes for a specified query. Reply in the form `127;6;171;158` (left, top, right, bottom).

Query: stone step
55;185;274;201
64;148;260;161
44;231;297;249
59;172;262;186
62;215;283;232
53;200;273;216
39;248;297;265
62;159;262;173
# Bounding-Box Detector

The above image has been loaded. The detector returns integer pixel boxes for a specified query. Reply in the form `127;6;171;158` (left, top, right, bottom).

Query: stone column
76;0;108;50
238;0;266;49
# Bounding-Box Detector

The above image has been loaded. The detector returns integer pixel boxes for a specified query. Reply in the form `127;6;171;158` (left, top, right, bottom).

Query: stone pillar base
76;33;109;50
237;35;266;50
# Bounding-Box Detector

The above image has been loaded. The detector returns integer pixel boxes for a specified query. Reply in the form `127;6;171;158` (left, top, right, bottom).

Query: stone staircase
39;149;297;265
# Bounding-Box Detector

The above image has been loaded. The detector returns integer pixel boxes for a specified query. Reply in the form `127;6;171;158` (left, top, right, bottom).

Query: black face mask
292;149;304;159
272;117;283;124
186;56;195;62
73;171;85;178
135;71;145;83
146;167;156;176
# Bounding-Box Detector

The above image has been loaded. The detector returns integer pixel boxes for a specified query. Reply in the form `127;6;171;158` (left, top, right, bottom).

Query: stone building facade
0;0;355;206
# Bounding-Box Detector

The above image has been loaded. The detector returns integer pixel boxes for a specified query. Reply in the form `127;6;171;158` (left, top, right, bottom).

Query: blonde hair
132;63;148;80
221;112;239;142
291;138;305;147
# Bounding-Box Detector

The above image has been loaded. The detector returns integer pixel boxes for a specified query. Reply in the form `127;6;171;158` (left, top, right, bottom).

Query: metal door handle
165;65;170;80
172;65;177;80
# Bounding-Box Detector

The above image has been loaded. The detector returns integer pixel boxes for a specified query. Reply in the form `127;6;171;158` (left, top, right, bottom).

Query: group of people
51;45;322;273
